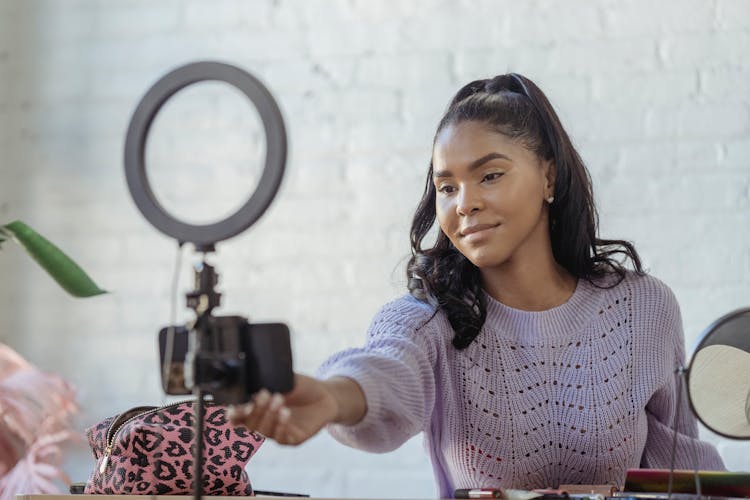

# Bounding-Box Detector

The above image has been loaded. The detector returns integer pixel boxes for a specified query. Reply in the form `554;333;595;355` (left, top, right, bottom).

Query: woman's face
432;120;554;270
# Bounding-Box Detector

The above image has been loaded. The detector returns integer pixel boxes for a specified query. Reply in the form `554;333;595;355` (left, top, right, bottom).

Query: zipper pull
99;445;112;474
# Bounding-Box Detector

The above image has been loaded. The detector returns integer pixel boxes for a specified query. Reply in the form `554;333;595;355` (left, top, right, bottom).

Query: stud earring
546;196;555;204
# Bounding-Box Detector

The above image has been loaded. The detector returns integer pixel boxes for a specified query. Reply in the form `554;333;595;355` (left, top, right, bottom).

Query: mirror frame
686;306;750;440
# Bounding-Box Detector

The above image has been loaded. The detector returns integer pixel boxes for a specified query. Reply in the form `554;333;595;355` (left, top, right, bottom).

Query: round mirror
687;307;750;439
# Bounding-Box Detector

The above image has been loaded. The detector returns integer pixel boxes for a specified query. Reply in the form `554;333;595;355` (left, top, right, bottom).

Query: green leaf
2;220;107;298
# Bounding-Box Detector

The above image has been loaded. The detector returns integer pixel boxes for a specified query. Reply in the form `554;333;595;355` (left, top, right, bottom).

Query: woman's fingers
228;389;289;437
267;406;293;444
227;399;304;446
255;392;285;436
227;402;254;423
227;374;336;446
271;410;309;446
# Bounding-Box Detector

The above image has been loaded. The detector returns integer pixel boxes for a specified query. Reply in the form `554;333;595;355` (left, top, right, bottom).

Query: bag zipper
99;399;196;474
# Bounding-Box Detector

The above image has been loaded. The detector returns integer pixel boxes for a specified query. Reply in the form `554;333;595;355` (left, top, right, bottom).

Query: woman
229;73;724;495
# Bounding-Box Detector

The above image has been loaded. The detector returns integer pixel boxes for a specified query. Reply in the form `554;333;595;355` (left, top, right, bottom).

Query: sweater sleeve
639;282;724;470
316;296;439;453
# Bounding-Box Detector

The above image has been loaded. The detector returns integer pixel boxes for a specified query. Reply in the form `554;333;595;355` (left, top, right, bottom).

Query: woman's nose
456;186;483;216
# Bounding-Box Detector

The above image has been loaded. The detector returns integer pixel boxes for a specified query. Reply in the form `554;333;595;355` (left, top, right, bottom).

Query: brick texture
0;0;748;497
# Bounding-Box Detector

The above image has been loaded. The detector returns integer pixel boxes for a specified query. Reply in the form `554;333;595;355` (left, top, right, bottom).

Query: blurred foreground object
0;220;106;298
0;344;79;500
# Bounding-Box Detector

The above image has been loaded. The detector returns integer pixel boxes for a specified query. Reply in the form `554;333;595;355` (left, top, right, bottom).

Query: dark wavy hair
406;73;643;349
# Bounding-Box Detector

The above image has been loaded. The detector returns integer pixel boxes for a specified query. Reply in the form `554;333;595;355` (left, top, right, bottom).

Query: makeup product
455;489;505;498
455;488;547;500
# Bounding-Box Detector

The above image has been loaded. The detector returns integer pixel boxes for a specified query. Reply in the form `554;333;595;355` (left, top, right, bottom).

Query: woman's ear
542;160;556;200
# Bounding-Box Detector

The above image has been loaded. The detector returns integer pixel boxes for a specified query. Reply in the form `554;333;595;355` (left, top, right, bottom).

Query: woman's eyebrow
433;152;512;178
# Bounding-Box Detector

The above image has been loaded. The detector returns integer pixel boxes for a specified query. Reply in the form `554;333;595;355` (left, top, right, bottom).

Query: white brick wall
1;0;749;497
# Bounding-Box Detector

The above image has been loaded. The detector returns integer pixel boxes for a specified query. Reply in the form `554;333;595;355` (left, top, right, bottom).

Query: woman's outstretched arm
228;373;366;445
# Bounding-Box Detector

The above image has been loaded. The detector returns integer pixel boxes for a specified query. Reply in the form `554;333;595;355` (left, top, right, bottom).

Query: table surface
17;496;427;500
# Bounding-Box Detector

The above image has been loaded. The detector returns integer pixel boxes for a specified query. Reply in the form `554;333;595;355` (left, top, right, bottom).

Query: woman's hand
227;374;366;445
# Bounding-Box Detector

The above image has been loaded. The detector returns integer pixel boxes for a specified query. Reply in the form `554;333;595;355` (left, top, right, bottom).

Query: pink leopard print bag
84;401;264;495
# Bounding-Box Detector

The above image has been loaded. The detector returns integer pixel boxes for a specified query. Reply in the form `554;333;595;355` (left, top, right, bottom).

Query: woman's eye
438;184;456;194
483;172;504;182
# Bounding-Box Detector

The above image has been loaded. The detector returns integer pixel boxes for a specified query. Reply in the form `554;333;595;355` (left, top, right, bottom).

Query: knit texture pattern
318;272;724;497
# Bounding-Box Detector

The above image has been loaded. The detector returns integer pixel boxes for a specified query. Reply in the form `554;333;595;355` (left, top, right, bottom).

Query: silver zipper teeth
99;399;196;474
105;399;196;446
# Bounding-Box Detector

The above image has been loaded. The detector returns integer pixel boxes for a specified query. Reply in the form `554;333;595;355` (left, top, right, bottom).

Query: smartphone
158;320;294;403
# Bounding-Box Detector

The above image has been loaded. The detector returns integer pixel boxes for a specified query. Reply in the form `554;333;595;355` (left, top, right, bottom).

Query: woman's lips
460;223;500;242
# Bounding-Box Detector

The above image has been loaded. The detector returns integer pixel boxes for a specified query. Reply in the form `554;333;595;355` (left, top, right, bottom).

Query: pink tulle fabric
0;344;78;500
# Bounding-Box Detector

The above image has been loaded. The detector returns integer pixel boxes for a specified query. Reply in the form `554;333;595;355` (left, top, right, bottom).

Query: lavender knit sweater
318;272;724;497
